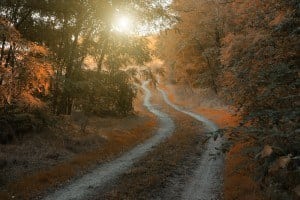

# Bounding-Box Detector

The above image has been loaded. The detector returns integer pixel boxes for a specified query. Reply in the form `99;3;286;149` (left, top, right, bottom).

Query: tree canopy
0;0;174;115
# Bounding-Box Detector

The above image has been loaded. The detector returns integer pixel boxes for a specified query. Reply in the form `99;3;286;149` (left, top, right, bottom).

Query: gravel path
43;81;175;200
158;86;224;200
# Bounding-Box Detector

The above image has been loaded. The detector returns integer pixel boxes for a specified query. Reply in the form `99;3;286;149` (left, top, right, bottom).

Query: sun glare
114;15;132;33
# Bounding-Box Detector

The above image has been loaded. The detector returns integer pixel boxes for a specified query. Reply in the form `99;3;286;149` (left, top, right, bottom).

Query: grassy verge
0;116;156;200
224;140;265;200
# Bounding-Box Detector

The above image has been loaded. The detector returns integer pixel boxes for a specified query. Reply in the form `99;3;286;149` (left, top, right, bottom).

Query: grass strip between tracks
102;112;206;200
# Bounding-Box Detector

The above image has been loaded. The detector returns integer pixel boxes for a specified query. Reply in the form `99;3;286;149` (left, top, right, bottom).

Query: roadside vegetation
157;0;299;199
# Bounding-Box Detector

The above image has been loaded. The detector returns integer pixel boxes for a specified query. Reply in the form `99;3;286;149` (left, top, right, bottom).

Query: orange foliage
269;11;286;26
0;19;53;109
224;141;264;200
195;107;239;128
19;92;45;108
220;30;267;67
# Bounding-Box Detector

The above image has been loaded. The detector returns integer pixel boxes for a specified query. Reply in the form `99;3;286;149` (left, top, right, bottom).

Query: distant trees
73;69;136;116
157;0;299;198
157;0;225;92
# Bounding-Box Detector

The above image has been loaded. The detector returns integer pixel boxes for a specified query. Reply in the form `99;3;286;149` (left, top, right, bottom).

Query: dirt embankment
0;89;157;200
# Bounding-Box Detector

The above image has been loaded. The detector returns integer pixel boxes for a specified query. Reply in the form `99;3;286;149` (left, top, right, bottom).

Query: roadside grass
0;117;157;200
101;111;206;200
224;140;264;200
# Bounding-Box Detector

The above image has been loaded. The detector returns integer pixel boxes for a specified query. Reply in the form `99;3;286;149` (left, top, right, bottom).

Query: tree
157;0;226;93
157;0;299;198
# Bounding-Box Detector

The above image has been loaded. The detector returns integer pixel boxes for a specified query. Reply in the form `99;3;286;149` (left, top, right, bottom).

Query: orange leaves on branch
220;33;234;67
22;52;53;95
28;43;50;57
0;18;21;42
19;92;46;108
0;18;54;109
221;30;267;67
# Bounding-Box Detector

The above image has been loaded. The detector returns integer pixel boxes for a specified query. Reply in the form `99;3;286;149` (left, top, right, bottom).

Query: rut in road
43;81;175;200
158;86;224;200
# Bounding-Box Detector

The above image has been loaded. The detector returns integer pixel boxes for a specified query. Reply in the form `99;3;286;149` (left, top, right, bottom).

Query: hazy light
114;15;132;33
112;0;174;36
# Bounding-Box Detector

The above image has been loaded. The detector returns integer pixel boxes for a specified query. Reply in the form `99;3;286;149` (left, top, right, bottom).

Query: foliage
157;0;224;92
218;1;299;197
71;69;136;116
0;0;173;115
0;0;173;144
157;0;299;198
0;18;54;143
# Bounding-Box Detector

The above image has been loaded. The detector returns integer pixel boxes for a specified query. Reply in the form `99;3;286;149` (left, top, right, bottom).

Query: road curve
43;81;175;200
157;86;224;200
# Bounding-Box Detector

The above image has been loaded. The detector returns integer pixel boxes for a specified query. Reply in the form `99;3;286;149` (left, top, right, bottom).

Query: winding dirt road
158;87;224;200
44;81;175;200
44;81;223;200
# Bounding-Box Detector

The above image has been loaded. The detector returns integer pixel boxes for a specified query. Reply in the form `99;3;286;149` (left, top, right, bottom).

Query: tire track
158;86;224;200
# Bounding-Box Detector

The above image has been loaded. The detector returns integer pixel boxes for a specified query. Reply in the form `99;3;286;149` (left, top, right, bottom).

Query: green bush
72;70;136;116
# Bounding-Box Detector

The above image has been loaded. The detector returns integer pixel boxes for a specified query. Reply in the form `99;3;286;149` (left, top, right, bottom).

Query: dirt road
43;81;175;200
158;86;224;200
44;81;223;200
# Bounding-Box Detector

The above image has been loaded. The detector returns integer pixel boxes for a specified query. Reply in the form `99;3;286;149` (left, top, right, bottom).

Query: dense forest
157;0;299;199
0;0;299;200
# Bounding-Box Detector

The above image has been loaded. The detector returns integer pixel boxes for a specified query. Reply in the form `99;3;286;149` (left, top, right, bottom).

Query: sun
114;15;132;33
